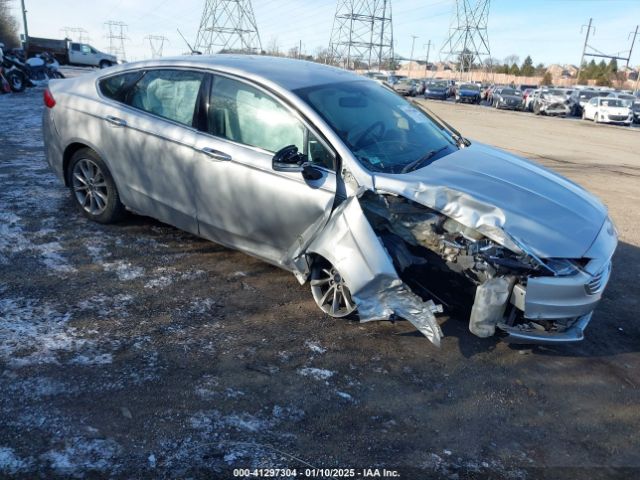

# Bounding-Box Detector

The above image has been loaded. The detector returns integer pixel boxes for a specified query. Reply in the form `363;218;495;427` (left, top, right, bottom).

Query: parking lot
0;88;639;478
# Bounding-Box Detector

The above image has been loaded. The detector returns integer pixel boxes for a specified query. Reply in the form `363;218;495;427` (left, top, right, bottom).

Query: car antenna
177;29;202;56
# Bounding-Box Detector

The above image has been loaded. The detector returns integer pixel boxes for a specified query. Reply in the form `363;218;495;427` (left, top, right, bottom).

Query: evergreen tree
509;63;521;76
541;71;553;86
520;55;535;76
607;58;618;73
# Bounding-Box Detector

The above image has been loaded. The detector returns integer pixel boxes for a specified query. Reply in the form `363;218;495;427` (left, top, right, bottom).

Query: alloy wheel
310;262;356;318
72;159;109;216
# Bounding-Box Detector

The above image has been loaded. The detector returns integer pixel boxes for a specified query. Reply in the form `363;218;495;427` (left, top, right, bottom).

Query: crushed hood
372;143;607;259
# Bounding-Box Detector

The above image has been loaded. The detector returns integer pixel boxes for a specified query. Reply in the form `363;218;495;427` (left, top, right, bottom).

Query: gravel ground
0;87;638;479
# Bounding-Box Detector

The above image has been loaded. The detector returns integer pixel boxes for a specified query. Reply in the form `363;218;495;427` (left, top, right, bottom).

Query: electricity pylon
145;35;169;58
440;0;491;80
104;21;128;60
328;0;394;70
194;0;262;54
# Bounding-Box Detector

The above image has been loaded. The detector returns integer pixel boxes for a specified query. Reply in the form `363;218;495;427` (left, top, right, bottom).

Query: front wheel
67;148;125;224
99;60;112;69
310;259;356;318
6;71;26;92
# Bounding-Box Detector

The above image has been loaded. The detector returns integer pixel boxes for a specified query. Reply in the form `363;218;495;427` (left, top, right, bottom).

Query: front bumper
496;259;612;344
424;92;448;100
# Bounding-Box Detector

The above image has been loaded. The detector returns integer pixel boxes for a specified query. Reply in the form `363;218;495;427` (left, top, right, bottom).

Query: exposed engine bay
358;191;586;340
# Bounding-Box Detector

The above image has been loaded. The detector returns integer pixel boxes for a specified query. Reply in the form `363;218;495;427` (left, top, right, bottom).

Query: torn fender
305;196;443;346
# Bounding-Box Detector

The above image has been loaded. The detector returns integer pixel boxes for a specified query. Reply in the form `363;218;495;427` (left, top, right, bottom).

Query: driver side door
190;73;337;266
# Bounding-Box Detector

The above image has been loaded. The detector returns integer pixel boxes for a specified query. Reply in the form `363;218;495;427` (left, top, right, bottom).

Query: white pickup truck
26;37;119;69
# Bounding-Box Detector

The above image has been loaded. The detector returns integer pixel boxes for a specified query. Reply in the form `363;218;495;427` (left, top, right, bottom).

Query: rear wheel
310;259;356;318
68;148;124;224
99;60;112;69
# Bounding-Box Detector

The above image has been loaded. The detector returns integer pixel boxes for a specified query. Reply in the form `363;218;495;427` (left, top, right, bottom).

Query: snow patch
0;447;31;474
297;367;335;381
103;260;144;281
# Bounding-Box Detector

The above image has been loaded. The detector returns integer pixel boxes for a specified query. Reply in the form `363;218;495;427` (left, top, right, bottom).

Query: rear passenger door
190;73;337;265
97;68;205;233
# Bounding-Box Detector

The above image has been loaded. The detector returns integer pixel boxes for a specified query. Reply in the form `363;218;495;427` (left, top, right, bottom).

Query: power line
194;0;262;54
328;0;395;70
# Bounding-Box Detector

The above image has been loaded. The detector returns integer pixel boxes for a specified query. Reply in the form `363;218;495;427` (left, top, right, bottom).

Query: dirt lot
0;88;638;479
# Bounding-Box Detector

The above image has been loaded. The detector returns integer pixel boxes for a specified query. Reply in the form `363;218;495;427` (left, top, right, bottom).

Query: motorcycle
1;51;65;92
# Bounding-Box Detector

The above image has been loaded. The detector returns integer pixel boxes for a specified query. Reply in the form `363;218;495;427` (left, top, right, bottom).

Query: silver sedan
42;55;617;346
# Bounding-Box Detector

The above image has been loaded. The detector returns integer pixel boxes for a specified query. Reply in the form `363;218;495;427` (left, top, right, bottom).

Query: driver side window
207;75;335;170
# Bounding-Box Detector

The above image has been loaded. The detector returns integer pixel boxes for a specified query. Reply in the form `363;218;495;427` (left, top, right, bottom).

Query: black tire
67;148;125;224
6;71;26;92
99;60;112;69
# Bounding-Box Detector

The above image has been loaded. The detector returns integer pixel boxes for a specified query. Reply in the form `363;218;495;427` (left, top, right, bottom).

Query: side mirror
273;145;306;172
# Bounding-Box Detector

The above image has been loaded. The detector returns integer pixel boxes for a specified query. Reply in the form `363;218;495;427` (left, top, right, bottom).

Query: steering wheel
354;121;385;150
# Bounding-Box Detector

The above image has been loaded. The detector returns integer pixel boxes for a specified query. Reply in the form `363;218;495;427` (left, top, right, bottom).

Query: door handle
200;147;232;162
105;115;127;127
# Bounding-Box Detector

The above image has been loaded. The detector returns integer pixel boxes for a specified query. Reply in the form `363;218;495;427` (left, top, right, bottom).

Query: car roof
115;54;363;91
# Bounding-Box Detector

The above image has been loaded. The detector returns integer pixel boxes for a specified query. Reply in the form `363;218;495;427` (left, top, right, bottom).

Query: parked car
568;88;601;116
423;80;449;100
532;88;570;116
454;83;481;103
393;78;418;96
582;97;633;125
43;55;617;345
491;87;523;110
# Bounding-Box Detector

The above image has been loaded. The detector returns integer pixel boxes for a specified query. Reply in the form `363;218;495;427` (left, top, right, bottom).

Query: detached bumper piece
498;313;592;344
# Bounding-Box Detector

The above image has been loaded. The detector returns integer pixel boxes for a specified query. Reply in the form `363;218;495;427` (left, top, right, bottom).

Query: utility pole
423;40;432;77
576;18;594;85
408;34;418;78
299;39;302;59
628;25;639;69
20;0;29;46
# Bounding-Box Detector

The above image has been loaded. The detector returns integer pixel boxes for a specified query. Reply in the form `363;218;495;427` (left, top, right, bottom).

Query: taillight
44;88;56;108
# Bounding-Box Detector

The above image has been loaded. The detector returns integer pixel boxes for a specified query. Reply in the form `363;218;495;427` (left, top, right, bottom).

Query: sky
8;0;640;67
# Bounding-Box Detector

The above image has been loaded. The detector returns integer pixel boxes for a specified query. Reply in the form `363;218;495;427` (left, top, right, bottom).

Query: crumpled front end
303;183;616;346
539;95;570;116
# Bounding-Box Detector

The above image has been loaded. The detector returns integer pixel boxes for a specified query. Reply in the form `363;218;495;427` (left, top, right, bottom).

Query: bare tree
266;36;281;56
0;0;20;48
503;54;520;68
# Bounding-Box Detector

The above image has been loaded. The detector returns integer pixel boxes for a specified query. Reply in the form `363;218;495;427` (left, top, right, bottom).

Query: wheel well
62;143;90;186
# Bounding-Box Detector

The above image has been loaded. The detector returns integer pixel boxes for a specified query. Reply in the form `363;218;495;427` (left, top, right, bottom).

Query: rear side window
99;71;143;102
126;69;205;126
71;43;80;51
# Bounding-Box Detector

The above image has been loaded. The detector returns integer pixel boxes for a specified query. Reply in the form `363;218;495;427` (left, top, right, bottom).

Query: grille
608;114;628;121
585;263;611;295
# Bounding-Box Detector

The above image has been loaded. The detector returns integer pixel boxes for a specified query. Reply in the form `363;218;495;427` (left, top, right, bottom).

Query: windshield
430;81;448;88
460;84;480;91
547;89;565;96
500;88;519;96
294;81;459;174
599;98;626;107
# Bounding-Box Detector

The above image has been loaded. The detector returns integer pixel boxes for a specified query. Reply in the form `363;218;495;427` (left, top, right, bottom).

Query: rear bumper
42;108;65;182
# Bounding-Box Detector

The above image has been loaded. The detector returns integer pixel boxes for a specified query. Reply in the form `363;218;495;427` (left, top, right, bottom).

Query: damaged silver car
43;56;617;346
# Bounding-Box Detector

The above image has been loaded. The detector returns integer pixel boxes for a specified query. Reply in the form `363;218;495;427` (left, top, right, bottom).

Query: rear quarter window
98;71;143;102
